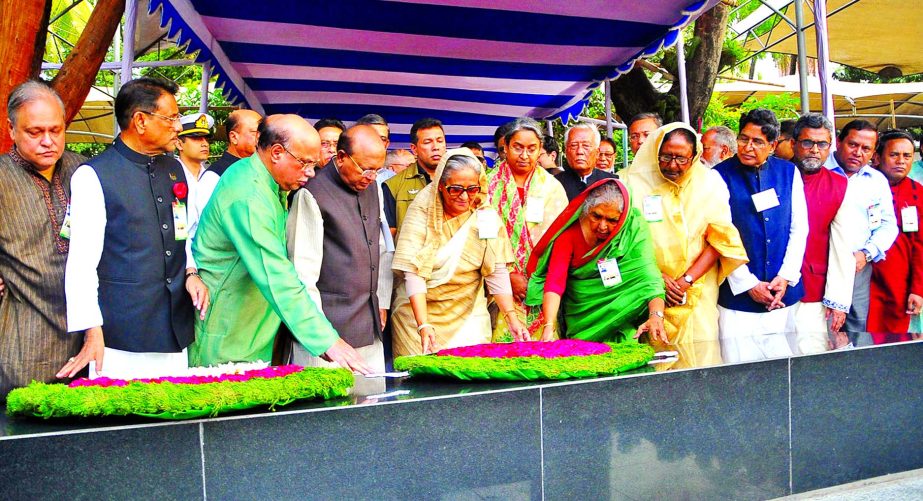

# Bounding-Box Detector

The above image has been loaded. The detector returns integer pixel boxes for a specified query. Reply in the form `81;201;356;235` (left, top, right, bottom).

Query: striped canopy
149;0;719;150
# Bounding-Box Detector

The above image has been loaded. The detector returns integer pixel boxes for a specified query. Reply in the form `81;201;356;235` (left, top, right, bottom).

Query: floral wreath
394;340;654;381
6;365;353;420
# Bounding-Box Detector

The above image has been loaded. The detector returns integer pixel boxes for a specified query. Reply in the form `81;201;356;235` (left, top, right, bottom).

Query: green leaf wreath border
6;367;354;420
394;343;654;381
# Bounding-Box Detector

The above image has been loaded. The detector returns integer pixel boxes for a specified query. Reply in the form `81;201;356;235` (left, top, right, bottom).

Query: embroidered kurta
622;123;748;349
487;161;568;339
0;150;84;397
189;154;339;365
868;177;923;338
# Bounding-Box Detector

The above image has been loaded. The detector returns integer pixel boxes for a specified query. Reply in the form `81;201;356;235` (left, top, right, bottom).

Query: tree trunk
682;2;730;129
0;0;51;151
609;66;674;123
52;0;125;125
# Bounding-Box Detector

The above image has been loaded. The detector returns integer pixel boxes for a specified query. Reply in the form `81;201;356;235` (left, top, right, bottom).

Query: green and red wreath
6;363;353;420
395;339;654;381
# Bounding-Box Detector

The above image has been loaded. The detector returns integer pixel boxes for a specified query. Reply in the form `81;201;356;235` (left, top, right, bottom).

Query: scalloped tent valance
149;0;720;149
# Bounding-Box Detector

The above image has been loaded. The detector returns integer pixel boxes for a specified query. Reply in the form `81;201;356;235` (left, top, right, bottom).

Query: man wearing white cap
177;113;220;247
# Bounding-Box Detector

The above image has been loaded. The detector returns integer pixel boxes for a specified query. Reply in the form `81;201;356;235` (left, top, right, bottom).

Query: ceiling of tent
147;0;721;150
714;74;923;129
735;0;923;77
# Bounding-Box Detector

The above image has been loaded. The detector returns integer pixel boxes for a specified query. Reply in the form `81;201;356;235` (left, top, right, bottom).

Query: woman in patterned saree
526;179;668;343
487;117;568;341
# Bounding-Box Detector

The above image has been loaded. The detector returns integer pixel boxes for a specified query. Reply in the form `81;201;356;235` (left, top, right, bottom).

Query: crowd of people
1;76;921;397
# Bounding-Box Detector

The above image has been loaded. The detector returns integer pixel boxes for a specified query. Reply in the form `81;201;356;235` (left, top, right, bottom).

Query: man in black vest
295;125;388;370
209;109;262;176
61;77;209;379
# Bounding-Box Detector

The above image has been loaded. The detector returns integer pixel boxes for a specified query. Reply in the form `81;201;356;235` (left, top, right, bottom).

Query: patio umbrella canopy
148;0;720;150
714;74;923;129
737;0;923;77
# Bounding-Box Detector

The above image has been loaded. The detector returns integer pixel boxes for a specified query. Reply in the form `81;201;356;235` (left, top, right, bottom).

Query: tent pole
793;0;810;114
120;0;137;88
604;79;613;137
199;63;211;114
814;0;835;123
676;31;690;124
622;126;629;169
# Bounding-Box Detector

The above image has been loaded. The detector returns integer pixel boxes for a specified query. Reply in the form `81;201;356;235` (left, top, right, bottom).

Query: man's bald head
226;109;262;158
334;124;387;192
258;114;321;191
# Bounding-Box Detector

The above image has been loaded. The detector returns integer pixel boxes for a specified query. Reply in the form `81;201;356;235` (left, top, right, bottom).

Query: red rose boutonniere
173;181;188;200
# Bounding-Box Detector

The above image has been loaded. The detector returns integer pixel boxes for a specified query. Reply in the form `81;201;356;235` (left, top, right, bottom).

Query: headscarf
525;178;665;343
623;122;748;286
392;148;497;280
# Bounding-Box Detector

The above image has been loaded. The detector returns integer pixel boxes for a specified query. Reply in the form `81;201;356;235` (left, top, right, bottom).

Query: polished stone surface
201;387;543;500
0;422;202;500
790;341;923;493
542;360;791;500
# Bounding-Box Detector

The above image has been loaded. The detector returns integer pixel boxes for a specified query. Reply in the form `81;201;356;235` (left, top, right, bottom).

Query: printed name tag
868;199;882;230
902;206;918;233
526;196;544;223
643;195;664;222
751;188;780;212
597;258;622;287
477;209;500;239
173;201;189;240
59;203;72;240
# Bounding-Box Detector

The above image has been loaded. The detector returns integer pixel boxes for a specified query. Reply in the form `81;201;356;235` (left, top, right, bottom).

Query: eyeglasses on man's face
346;152;379;180
279;144;318;171
140;110;182;123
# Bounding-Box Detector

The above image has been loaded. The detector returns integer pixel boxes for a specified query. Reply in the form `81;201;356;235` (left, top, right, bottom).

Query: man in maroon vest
788;113;856;353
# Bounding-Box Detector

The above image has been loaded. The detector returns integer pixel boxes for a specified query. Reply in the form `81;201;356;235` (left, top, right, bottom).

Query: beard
799;157;823;173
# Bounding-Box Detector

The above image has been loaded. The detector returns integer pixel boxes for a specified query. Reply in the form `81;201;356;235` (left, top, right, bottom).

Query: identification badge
477;209;500;239
59;203;72;240
597;258;622;287
868;199;882;230
643;195;664;222
751;188;780;212
902;206;918;233
173;200;189;240
526;197;544;223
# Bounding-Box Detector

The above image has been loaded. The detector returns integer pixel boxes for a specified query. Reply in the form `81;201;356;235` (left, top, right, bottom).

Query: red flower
173;181;188;199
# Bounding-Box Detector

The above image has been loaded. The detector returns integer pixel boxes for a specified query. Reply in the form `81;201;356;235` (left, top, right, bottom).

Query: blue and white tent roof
149;0;719;150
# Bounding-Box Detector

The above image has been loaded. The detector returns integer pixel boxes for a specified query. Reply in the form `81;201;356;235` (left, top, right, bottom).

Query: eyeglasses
444;184;481;197
346;153;379;180
279;144;318;170
140;111;182;123
598;152;616;159
736;135;770;149
797;140;831;150
508;144;540;156
320;140;338;149
658;154;692;166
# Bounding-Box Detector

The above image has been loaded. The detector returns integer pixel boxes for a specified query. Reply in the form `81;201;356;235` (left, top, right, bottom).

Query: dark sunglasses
444;185;481;197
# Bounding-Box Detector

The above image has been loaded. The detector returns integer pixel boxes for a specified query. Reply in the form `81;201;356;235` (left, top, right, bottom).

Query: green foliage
702;93;800;132
834;65;923;84
65;142;108;158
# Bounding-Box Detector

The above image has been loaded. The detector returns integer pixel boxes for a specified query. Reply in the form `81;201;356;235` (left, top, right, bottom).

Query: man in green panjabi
189;114;371;373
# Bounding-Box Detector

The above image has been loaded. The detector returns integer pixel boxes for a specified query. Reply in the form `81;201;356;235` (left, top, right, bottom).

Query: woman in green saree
525;178;668;343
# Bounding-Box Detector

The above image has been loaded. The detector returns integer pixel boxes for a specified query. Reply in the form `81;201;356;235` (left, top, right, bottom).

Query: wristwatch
862;249;873;263
650;311;664;319
682;274;694;285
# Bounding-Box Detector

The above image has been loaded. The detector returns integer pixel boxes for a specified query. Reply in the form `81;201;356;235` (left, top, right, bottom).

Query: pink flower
437;340;611;359
69;365;304;388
